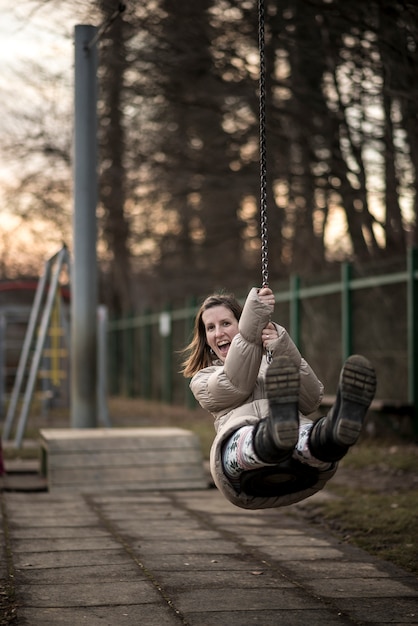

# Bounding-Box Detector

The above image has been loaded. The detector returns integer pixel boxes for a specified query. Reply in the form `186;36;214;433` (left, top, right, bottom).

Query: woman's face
202;305;239;363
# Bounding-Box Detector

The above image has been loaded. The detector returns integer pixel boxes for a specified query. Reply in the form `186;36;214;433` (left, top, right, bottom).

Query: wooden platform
39;427;208;493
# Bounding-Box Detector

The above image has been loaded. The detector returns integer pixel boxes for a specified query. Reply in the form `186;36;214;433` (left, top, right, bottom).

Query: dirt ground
331;459;418;494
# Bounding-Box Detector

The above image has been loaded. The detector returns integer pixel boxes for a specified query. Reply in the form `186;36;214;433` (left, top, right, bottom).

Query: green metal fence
108;247;418;435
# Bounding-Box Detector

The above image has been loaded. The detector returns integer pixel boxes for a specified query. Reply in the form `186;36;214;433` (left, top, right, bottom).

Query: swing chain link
258;0;269;288
259;2;272;366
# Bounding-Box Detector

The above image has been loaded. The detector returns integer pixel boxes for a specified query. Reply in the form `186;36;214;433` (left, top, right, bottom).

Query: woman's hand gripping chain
258;287;278;352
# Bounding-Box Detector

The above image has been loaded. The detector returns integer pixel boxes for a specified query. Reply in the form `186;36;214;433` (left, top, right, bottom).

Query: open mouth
217;341;230;357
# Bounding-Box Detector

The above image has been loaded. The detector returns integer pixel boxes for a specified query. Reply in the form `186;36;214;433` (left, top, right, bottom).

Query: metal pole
14;250;68;447
71;25;98;428
2;258;52;440
407;247;418;438
0;314;5;419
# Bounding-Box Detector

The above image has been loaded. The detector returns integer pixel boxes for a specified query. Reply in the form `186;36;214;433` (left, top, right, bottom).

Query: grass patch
296;439;418;576
339;440;418;473
303;486;418;576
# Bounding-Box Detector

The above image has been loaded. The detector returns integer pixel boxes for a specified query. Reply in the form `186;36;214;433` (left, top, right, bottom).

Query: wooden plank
40;427;194;440
40;428;200;453
48;463;206;485
48;478;208;493
45;449;202;469
40;426;208;492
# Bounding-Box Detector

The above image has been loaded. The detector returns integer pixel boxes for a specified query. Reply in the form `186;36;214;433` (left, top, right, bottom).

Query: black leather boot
253;356;300;464
309;355;376;463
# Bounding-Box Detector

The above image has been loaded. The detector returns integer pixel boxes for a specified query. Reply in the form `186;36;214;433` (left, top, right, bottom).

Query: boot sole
335;355;377;446
265;356;300;449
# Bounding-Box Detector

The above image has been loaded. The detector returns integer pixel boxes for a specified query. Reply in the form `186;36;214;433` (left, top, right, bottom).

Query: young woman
182;286;376;510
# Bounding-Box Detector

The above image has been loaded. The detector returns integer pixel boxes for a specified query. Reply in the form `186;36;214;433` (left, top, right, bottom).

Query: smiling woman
202;304;239;361
181;286;376;511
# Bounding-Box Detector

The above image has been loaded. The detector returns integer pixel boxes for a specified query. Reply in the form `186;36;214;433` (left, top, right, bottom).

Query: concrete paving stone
9;526;111;539
176;491;314;518
115;524;221;540
151;568;294;591
304;576;418;598
16;579;162;607
337;597;418;623
14;563;143;585
95;501;188;515
5;493;91;508
184;609;354;626
280;558;392;579
111;515;205;528
97;510;190;522
8;513;99;527
170;587;325;612
215;519;307;532
133;538;242;555
96;493;175;502
7;515;99;528
240;533;334;548
206;508;304;521
101;500;189;511
258;544;345;561
139;552;266;571
94;494;172;504
12;548;129;569
173;494;241;515
7;508;97;521
16;605;182;626
305;576;418;600
9;536;124;552
86;507;170;522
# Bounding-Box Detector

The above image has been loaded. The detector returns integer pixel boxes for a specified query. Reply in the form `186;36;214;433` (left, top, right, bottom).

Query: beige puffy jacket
190;287;336;510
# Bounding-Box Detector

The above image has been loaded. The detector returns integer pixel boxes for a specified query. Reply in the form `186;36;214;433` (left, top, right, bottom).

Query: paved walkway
1;470;418;626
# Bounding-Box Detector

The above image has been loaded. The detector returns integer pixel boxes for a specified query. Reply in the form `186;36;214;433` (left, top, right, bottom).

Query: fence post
290;274;301;347
341;262;352;361
185;296;197;408
407;246;418;438
140;312;152;400
107;318;119;396
160;308;172;403
97;305;110;426
123;314;134;397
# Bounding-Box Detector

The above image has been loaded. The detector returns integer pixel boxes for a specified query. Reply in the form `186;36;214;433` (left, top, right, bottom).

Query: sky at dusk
0;4;73;77
0;3;77;274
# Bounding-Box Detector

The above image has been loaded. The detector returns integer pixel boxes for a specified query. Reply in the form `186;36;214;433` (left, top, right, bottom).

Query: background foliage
0;0;416;313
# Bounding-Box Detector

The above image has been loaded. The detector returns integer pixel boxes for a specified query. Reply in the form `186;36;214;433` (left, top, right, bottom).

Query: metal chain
86;2;127;50
258;0;269;288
